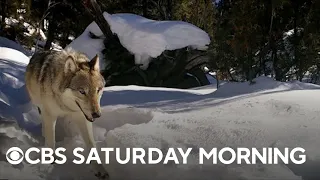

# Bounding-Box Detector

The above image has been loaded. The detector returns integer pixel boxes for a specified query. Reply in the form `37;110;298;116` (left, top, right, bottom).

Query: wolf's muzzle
92;112;101;118
75;101;94;122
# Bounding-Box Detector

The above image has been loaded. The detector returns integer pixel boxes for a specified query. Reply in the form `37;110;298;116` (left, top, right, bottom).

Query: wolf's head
63;53;105;122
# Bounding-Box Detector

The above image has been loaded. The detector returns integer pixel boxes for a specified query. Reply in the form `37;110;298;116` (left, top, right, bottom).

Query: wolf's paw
90;162;109;179
50;155;59;164
94;171;109;179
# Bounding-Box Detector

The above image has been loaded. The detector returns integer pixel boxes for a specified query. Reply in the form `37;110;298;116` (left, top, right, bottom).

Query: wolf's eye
97;87;102;93
79;89;86;95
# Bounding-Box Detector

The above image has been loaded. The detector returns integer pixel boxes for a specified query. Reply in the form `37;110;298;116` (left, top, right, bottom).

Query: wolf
25;48;108;179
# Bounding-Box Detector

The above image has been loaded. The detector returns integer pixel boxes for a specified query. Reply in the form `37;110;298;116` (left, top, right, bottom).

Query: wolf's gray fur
25;48;108;179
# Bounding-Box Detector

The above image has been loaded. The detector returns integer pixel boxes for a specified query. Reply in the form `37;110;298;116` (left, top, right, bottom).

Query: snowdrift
68;12;210;70
1;46;320;180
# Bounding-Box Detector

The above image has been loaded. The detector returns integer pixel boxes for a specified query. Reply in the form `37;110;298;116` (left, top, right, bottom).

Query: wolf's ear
89;55;99;71
64;56;77;73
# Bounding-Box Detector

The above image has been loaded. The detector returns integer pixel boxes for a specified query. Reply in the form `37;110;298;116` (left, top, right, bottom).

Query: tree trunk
83;0;114;40
269;2;278;80
61;31;71;48
247;49;254;83
44;19;56;50
166;0;172;20
272;49;283;81
269;7;274;36
293;1;302;81
216;71;219;89
0;0;7;31
143;0;148;18
258;47;263;76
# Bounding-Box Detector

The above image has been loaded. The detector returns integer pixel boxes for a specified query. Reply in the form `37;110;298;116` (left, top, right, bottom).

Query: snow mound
0;47;30;65
0;37;30;56
67;22;105;70
103;13;210;69
104;89;320;180
213;76;320;98
69;12;210;70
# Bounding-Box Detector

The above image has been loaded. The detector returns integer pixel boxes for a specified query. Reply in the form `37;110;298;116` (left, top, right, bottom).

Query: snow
283;28;304;40
2;41;320;179
35;39;63;51
0;47;30;65
67;22;106;70
0;37;31;56
69;13;210;70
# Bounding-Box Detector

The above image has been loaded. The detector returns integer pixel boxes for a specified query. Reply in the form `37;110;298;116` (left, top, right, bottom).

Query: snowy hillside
68;12;210;70
1;47;320;180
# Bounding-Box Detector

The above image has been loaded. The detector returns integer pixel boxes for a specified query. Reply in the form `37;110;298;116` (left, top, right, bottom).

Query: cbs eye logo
6;147;24;165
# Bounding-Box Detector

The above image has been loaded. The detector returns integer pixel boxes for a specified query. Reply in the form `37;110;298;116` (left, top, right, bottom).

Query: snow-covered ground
1;45;320;180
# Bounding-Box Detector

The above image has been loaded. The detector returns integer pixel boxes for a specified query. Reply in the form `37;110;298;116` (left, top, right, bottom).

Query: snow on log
68;12;210;70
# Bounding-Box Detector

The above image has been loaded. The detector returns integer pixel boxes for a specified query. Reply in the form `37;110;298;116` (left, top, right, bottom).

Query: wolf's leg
76;117;109;179
41;109;57;150
77;117;96;149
